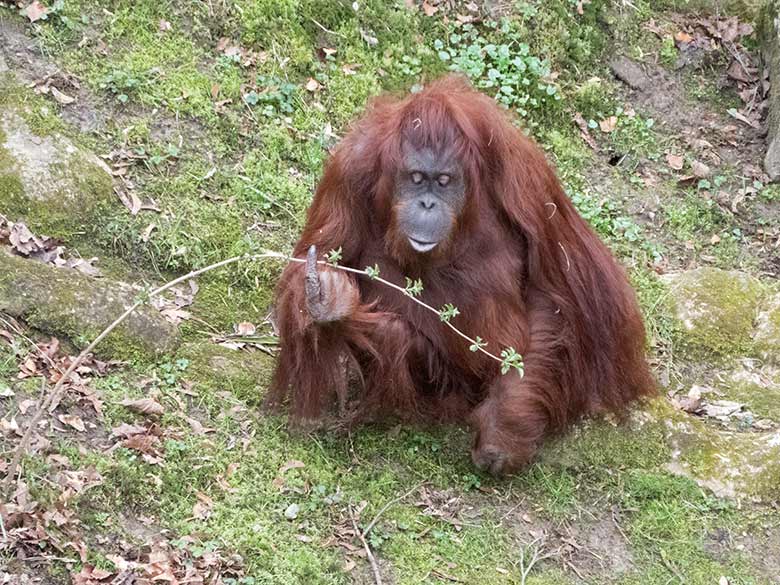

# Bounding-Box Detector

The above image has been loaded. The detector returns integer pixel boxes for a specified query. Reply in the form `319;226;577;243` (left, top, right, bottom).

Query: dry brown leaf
674;30;693;44
58;414;86;432
112;423;148;438
24;1;48;22
666;153;684;170
691;160;711;178
120;397;164;416
192;491;214;519
50;87;76;105
160;307;191;325
279;460;305;474
598;116;617;133
128;192;143;215
422;1;437;16
123;433;160;455
236;322;256;336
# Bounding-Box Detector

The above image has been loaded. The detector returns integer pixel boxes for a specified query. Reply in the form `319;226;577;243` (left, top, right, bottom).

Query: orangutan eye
437;174;451;186
411;171;424;184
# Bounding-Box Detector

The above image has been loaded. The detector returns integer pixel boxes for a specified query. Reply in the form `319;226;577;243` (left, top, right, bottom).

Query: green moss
720;372;780;422
0;251;177;361
664;268;766;359
177;341;275;407
0;102;115;238
0;80;65;136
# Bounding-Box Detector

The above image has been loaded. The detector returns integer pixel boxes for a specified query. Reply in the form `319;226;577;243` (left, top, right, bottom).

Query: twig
1;251;286;494
0;509;7;541
294;257;518;371
362;482;425;539
564;559;585;581
310;17;345;37
519;537;555;585
350;505;383;585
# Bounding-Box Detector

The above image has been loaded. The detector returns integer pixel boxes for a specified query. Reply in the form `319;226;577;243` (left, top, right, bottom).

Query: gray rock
0;248;180;359
754;292;780;363
0;109;114;236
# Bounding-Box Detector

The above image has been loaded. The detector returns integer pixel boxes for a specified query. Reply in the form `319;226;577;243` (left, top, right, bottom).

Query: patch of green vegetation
684;72;743;111
0;79;66;136
659;35;679;67
434;20;562;127
665;267;766;358
724;378;780;421
664;191;727;240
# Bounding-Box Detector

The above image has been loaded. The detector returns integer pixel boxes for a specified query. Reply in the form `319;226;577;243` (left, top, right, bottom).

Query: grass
1;0;778;583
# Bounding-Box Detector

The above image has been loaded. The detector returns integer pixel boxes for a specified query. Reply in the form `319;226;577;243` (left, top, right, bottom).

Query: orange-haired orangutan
269;75;654;475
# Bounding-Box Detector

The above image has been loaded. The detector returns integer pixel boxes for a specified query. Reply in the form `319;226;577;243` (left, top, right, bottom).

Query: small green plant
158;358;190;386
100;69;149;103
434;20;560;124
462;473;482;490
759;183;780;202
243;75;298;118
659;36;678;68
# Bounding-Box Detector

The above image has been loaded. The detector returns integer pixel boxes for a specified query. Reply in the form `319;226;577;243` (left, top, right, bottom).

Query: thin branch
289;257;515;369
1;251;286;495
350;506;383;585
519;537;555;585
362;482;425;539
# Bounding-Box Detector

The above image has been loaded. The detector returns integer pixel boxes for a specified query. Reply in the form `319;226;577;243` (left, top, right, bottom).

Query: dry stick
519;537;555;585
350;506;383;585
361;482;426;539
1;251;286;495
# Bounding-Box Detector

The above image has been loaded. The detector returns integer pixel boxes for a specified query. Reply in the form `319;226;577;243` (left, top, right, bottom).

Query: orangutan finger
304;245;325;320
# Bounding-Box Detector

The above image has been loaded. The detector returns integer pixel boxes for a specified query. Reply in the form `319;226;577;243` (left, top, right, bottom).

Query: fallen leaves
57;413;86;432
666;153;684;171
23;0;47;22
120;397;165;416
598;115;618;133
192;491;214;520
1;217;103;277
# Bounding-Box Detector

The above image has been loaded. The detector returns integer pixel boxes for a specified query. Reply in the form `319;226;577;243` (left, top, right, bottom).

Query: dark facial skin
395;146;466;253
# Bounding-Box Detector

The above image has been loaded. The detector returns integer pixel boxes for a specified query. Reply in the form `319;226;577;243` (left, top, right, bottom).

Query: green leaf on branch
404;277;424;297
500;347;524;376
365;264;380;279
469;336;487;352
326;247;343;265
439;303;460;322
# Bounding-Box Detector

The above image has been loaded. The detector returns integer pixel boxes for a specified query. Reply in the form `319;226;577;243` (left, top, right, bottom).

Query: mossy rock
0;248;179;360
653;399;780;502
178;341;275;407
662;267;766;359
722;363;780;422
754;292;780;364
0;109;114;238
